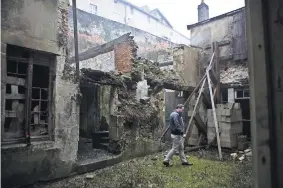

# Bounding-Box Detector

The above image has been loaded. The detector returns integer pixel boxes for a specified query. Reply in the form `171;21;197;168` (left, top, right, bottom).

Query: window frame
2;45;55;145
235;89;250;99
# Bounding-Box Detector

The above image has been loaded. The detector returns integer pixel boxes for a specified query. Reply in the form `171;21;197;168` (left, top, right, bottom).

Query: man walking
163;104;193;166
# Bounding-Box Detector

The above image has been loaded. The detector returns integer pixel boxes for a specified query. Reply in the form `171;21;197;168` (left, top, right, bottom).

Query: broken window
176;91;184;98
235;89;250;99
2;45;55;143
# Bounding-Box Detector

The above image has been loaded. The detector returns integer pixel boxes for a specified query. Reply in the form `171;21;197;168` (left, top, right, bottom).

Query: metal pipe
72;0;80;82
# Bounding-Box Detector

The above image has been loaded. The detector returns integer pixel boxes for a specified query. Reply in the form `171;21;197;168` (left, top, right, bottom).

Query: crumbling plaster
1;0;80;187
68;7;174;68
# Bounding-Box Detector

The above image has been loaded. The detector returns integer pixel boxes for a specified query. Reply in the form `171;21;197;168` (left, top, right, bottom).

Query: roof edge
187;7;245;30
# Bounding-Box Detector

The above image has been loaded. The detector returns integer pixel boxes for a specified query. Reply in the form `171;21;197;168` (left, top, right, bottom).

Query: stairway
92;131;110;151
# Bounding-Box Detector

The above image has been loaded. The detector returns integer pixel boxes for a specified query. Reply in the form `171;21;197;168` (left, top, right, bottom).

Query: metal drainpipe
72;0;80;82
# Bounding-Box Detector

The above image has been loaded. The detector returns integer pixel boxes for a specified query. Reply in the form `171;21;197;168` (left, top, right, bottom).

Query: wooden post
206;70;222;160
1;43;7;140
25;55;33;145
212;42;221;103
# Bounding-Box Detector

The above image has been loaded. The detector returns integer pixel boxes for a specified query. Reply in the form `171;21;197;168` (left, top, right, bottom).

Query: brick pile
207;103;243;148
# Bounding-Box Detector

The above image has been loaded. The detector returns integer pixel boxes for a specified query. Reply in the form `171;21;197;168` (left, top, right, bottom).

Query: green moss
37;153;251;188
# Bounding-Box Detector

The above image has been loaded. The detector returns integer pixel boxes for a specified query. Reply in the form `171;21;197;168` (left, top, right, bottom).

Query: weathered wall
190;8;248;86
1;0;80;187
1;0;59;54
68;8;174;67
173;45;200;87
190;8;247;61
69;0;190;45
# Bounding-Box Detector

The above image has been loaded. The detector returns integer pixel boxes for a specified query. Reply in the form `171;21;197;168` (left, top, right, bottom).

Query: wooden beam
214;42;221;104
25;55;33;145
209;69;217;85
204;40;231;49
6;94;25;100
184;78;207;141
70;33;133;63
206;70;222;160
194;113;207;134
6;77;26;86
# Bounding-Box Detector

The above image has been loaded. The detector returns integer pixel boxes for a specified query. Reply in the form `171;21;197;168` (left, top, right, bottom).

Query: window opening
2;45;54;143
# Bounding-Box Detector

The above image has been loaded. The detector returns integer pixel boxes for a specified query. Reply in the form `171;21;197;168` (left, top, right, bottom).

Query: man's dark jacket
169;111;184;135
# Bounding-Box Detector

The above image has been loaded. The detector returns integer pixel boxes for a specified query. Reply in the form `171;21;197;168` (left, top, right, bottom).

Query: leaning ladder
183;52;222;160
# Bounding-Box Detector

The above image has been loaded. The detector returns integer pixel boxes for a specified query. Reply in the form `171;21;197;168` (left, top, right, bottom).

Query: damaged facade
1;1;193;187
187;4;250;138
1;0;79;187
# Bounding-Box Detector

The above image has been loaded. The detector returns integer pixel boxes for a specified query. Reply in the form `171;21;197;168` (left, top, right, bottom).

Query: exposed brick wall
114;41;134;73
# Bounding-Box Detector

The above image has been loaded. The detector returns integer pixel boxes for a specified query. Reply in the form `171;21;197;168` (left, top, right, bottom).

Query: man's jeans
164;134;187;163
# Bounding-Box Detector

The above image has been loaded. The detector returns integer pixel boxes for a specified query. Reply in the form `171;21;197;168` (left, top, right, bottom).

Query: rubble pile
230;148;252;161
220;61;249;85
133;58;188;91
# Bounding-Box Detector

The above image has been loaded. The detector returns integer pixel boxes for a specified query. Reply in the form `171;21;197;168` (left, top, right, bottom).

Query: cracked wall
1;0;79;187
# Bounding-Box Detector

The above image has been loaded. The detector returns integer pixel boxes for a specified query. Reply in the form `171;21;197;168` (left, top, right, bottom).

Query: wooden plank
1;49;7;140
6;93;25;100
206;70;222;160
48;64;53;140
209;69;217;85
194;113;207;134
215;42;221;104
204;40;231;49
70;33;132;63
6;76;26;86
184;75;206;107
25;55;33;145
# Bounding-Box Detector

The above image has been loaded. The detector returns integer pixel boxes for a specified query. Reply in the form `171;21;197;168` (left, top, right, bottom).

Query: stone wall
1;0;80;187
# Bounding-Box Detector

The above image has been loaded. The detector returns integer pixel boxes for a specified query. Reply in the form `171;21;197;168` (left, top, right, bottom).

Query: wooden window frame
2;45;55;145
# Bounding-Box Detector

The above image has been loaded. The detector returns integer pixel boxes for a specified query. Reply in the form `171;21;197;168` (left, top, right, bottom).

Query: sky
128;0;245;37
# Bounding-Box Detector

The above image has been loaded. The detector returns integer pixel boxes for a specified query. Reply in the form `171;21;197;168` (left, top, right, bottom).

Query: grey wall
1;0;80;187
1;0;59;54
191;8;247;60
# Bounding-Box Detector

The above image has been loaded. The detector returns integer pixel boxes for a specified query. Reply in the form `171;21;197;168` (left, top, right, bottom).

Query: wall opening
2;44;54;143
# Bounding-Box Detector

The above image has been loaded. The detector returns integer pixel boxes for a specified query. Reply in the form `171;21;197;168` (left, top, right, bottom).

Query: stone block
188;138;198;146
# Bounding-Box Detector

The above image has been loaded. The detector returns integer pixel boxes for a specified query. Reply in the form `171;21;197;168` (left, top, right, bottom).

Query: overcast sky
128;0;245;37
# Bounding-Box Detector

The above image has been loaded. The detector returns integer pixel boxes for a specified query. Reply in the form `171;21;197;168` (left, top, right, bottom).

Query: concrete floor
77;137;115;165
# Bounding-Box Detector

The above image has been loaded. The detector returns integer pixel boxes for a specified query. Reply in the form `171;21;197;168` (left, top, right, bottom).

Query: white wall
70;0;190;45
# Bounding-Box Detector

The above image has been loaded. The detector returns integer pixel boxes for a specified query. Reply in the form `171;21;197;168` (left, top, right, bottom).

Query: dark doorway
164;90;188;140
235;98;251;139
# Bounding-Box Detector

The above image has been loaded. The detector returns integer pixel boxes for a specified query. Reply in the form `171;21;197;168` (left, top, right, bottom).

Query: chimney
198;0;209;22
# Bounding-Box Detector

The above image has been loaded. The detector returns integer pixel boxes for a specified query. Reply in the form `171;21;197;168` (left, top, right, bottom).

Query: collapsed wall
80;37;190;156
